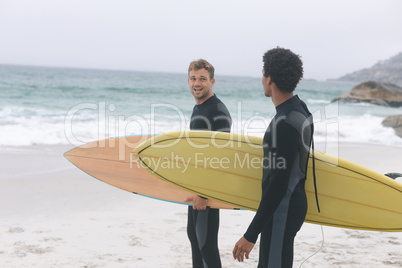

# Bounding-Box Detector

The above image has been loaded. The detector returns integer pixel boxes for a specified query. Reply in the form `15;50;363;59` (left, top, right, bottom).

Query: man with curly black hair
233;47;314;268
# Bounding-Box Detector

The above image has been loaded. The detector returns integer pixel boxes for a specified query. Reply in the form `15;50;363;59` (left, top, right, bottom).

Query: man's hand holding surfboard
185;195;208;210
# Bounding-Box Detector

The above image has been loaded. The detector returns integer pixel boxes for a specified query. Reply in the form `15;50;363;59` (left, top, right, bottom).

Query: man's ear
267;76;272;84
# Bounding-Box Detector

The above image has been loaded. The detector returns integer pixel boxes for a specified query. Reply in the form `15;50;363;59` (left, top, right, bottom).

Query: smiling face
188;68;215;105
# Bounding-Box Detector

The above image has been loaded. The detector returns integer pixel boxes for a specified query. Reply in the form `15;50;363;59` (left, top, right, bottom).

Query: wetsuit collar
275;95;300;113
195;94;217;107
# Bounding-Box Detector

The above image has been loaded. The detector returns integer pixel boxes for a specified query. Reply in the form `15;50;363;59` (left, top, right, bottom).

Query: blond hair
188;59;215;79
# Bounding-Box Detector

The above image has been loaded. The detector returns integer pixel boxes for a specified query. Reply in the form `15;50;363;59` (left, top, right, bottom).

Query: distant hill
337;52;402;86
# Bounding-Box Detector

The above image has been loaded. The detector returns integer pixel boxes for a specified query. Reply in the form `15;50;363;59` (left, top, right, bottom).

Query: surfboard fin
385;173;402;180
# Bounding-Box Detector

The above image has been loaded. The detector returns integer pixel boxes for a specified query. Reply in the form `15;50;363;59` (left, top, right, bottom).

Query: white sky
0;0;401;80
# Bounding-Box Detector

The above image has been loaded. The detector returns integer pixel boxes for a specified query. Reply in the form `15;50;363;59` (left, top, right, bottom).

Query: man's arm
244;122;300;243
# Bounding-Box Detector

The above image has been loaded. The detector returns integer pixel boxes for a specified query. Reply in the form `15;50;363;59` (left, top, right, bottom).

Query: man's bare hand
233;236;255;262
184;195;208;210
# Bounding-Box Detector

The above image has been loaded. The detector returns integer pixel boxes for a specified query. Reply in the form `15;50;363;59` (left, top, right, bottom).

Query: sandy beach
1;142;401;267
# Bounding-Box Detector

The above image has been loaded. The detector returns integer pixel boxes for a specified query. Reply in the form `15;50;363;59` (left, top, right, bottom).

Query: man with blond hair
185;59;232;268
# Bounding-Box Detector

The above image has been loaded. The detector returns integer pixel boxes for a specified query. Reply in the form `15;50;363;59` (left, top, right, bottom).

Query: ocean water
1;64;402;148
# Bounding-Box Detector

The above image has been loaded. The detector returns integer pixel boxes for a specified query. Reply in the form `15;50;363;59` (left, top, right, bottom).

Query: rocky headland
336;52;402;86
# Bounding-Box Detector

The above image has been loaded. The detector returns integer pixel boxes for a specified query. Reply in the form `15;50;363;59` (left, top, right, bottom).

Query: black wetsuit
244;95;313;268
188;94;232;268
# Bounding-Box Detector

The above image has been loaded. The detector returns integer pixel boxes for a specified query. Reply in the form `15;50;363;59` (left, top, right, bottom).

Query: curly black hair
263;47;303;93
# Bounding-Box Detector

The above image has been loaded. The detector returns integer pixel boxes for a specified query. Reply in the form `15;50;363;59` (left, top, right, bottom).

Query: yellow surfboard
133;130;402;232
